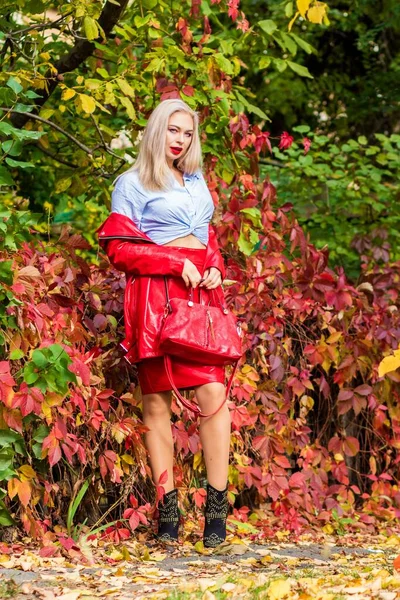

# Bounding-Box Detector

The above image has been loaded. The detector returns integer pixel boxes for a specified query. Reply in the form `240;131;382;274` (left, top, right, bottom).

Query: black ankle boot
203;483;229;548
157;488;180;543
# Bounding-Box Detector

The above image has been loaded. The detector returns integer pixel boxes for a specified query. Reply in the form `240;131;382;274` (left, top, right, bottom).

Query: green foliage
23;344;76;393
261;129;400;276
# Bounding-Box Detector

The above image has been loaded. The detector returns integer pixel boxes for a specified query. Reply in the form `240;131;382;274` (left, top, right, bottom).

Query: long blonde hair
118;99;202;191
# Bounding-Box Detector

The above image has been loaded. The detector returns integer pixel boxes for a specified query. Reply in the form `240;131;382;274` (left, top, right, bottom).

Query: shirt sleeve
111;172;144;229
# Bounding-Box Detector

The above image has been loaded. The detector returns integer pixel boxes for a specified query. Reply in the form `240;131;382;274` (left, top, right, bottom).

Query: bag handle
164;355;239;418
163;277;228;314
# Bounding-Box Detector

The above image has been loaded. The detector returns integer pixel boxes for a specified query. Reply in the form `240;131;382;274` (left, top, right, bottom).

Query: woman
97;99;231;548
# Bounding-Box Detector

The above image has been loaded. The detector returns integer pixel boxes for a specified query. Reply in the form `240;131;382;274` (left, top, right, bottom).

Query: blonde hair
118;99;202;191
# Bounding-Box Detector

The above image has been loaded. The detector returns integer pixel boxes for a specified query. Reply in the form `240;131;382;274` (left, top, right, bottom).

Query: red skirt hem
137;356;225;394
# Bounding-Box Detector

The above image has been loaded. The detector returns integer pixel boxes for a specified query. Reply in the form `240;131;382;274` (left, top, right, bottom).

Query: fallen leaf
268;578;292;599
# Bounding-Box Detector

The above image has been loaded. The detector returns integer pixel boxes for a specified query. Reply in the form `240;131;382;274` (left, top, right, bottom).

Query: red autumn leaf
227;0;240;21
274;455;291;469
193;488;207;509
0;361;16;387
39;545;60;558
129;511;140;531
343;436;360;457
158;469;169;485
182;85;194;97
354;384;372;396
289;472;306;488
338;388;354;401
13;384;43;417
279;131;294;150
393;555;400;572
302;137;311;154
68;358;91;386
3;408;23;433
43;430;62;467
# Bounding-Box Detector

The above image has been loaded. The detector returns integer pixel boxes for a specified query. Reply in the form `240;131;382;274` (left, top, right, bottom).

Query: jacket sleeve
205;225;226;280
104;239;187;277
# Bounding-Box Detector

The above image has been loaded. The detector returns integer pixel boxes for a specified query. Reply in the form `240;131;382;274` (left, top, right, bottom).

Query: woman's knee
142;392;172;419
195;382;226;411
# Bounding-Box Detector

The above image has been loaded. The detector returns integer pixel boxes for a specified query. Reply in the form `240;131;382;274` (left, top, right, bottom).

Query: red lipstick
171;147;182;155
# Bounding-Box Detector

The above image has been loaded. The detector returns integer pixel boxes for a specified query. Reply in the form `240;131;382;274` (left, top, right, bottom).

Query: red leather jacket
97;212;226;364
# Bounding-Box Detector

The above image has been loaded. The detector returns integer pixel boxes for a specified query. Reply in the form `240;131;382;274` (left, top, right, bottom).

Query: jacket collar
97;213;154;245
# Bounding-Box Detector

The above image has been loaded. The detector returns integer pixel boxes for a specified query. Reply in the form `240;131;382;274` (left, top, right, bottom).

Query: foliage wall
1;0;400;547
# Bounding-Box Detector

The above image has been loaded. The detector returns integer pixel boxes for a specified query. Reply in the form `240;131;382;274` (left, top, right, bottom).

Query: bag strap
164;355;239;418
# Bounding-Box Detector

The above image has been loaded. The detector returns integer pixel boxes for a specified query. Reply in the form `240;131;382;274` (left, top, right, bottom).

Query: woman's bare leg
195;382;231;490
142;391;175;492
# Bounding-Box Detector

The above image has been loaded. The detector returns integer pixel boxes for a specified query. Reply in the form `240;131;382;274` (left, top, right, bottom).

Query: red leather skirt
136;247;226;395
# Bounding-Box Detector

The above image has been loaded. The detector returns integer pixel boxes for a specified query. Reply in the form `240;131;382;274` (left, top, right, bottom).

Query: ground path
1;534;400;599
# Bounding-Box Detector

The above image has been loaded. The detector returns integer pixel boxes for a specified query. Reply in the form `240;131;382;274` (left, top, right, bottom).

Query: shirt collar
184;170;201;181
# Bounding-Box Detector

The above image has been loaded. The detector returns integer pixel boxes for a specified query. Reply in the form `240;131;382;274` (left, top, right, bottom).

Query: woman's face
165;111;194;166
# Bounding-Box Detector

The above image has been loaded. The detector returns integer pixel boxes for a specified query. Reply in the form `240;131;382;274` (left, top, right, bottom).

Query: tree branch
1;108;94;154
10;0;129;130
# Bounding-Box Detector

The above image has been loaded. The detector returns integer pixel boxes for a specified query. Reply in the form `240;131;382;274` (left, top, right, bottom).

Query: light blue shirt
111;168;215;245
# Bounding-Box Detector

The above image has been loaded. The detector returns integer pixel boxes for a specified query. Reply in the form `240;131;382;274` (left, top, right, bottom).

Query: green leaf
0;505;14;526
5;158;34;168
280;32;297;55
0;122;15;136
213;53;234;76
2;139;23;156
240;207;262;227
6;76;23;94
235;91;269;120
0;260;13;285
358;135;368;145
67;479;90;536
83;16;99;41
285;1;294;17
259;19;278;35
10;349;24;360
31;349;49;369
287;60;313;78
0;166;14;186
289;32;315;54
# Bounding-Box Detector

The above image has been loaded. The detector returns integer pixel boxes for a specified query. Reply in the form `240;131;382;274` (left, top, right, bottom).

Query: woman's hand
182;258;202;288
199;267;222;290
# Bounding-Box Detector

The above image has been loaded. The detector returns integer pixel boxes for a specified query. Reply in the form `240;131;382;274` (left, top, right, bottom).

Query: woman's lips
171;147;182;155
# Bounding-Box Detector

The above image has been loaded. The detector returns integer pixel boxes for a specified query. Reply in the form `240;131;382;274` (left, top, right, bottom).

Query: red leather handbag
159;279;243;418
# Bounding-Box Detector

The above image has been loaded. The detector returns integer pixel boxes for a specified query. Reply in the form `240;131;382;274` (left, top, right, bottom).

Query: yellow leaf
78;94;96;114
296;0;311;17
327;331;342;344
334;453;344;462
307;2;327;24
83;16;99;41
121;454;134;465
378;353;400;377
62;88;76;101
323;523;335;534
19;465;37;480
120;96;136;120
268;578;291;599
117;78;135;98
193;451;203;471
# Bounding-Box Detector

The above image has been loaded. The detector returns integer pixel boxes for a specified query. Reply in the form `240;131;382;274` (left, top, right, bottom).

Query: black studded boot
157;488;180;543
203;483;229;548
